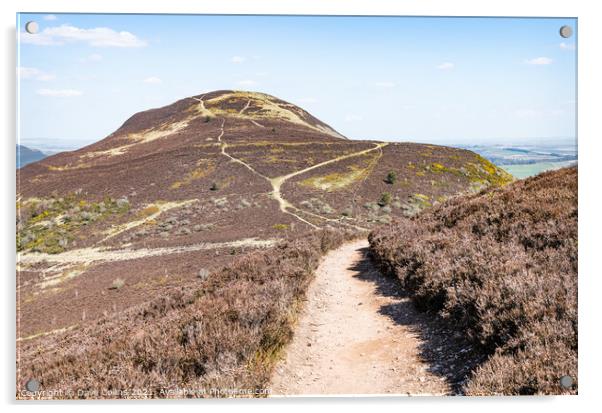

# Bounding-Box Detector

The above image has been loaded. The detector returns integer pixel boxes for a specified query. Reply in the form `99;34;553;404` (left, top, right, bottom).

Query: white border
2;1;601;412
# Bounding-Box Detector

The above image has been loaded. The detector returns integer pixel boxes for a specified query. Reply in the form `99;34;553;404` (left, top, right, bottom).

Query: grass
17;194;130;254
204;91;345;138
299;161;373;192
137;205;160;218
501;161;577;179
170;160;215;189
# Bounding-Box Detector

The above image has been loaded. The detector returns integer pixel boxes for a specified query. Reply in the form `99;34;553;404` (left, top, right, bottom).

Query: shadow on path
348;246;486;394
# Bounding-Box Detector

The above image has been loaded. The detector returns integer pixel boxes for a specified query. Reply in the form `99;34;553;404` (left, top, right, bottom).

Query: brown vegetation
18;229;362;399
17;91;513;341
17;90;522;398
368;167;577;395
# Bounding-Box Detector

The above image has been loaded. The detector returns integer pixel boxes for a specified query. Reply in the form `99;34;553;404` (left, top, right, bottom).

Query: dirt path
239;99;252;114
194;93;383;231
18;237;276;268
270;240;461;396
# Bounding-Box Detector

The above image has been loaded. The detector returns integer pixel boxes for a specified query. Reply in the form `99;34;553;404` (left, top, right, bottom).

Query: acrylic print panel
16;13;577;399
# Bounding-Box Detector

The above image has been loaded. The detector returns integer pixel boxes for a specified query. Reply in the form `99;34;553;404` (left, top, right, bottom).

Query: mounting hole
25;21;39;34
559;375;574;389
25;378;40;392
559;25;573;39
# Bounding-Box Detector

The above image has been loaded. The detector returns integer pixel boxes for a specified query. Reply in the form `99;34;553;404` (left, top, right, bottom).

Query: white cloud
525;57;553;65
231;56;246;64
436;62;455;70
237;80;257;87
43;15;57;21
20;24;146;47
560;42;576;50
344;114;363;122
18;66;55;81
36;88;83;97
143;76;162;84
21;32;61;46
374;81;396;88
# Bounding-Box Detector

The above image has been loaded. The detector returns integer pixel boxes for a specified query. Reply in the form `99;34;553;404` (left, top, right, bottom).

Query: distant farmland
457;141;577;178
501;160;577;178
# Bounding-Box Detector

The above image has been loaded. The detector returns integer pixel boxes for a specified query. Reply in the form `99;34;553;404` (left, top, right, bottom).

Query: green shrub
378;192;392;207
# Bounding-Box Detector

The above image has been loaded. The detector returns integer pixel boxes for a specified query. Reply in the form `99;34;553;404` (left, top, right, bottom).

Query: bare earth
270;240;451;396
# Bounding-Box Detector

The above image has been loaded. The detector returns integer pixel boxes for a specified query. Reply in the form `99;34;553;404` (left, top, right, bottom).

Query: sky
17;14;577;151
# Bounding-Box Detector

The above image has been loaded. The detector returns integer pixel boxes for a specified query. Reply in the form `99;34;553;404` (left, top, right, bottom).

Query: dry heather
18;228;362;399
369;167;577;395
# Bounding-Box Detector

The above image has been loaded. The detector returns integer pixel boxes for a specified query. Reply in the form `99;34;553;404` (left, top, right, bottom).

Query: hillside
369;166;578;395
16;90;512;343
16;91;516;397
17;144;47;168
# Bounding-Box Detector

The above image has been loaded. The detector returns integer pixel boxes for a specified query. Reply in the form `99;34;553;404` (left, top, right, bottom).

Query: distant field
502;160;577;179
455;141;577;179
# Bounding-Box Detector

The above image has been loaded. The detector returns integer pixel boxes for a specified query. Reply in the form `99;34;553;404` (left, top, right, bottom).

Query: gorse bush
385;171;397;184
369;167;577;395
378;192;392;207
18;228;362;399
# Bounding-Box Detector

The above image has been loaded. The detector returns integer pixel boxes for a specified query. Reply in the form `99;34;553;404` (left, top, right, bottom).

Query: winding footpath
193;95;387;230
270;240;451;396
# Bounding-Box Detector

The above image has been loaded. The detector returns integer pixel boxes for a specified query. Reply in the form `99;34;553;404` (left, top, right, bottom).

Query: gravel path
270;240;453;396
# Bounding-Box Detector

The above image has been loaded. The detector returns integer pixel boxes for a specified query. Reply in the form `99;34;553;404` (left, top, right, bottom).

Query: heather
18;228;361;399
369;167;577;395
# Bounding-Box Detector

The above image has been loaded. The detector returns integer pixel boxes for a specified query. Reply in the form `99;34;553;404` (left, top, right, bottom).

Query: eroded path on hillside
196;95;387;230
270;240;454;396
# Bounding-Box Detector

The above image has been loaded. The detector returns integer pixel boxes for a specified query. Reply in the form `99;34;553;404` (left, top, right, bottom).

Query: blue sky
17;14;576;150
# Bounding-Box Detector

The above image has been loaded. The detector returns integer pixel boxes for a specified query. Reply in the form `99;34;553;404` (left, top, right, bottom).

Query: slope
17;90;512;343
369;166;577;395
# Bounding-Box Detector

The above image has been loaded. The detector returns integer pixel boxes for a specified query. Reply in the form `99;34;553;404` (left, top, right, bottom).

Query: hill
16;91;512;360
369;166;577;395
17;144;47;168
